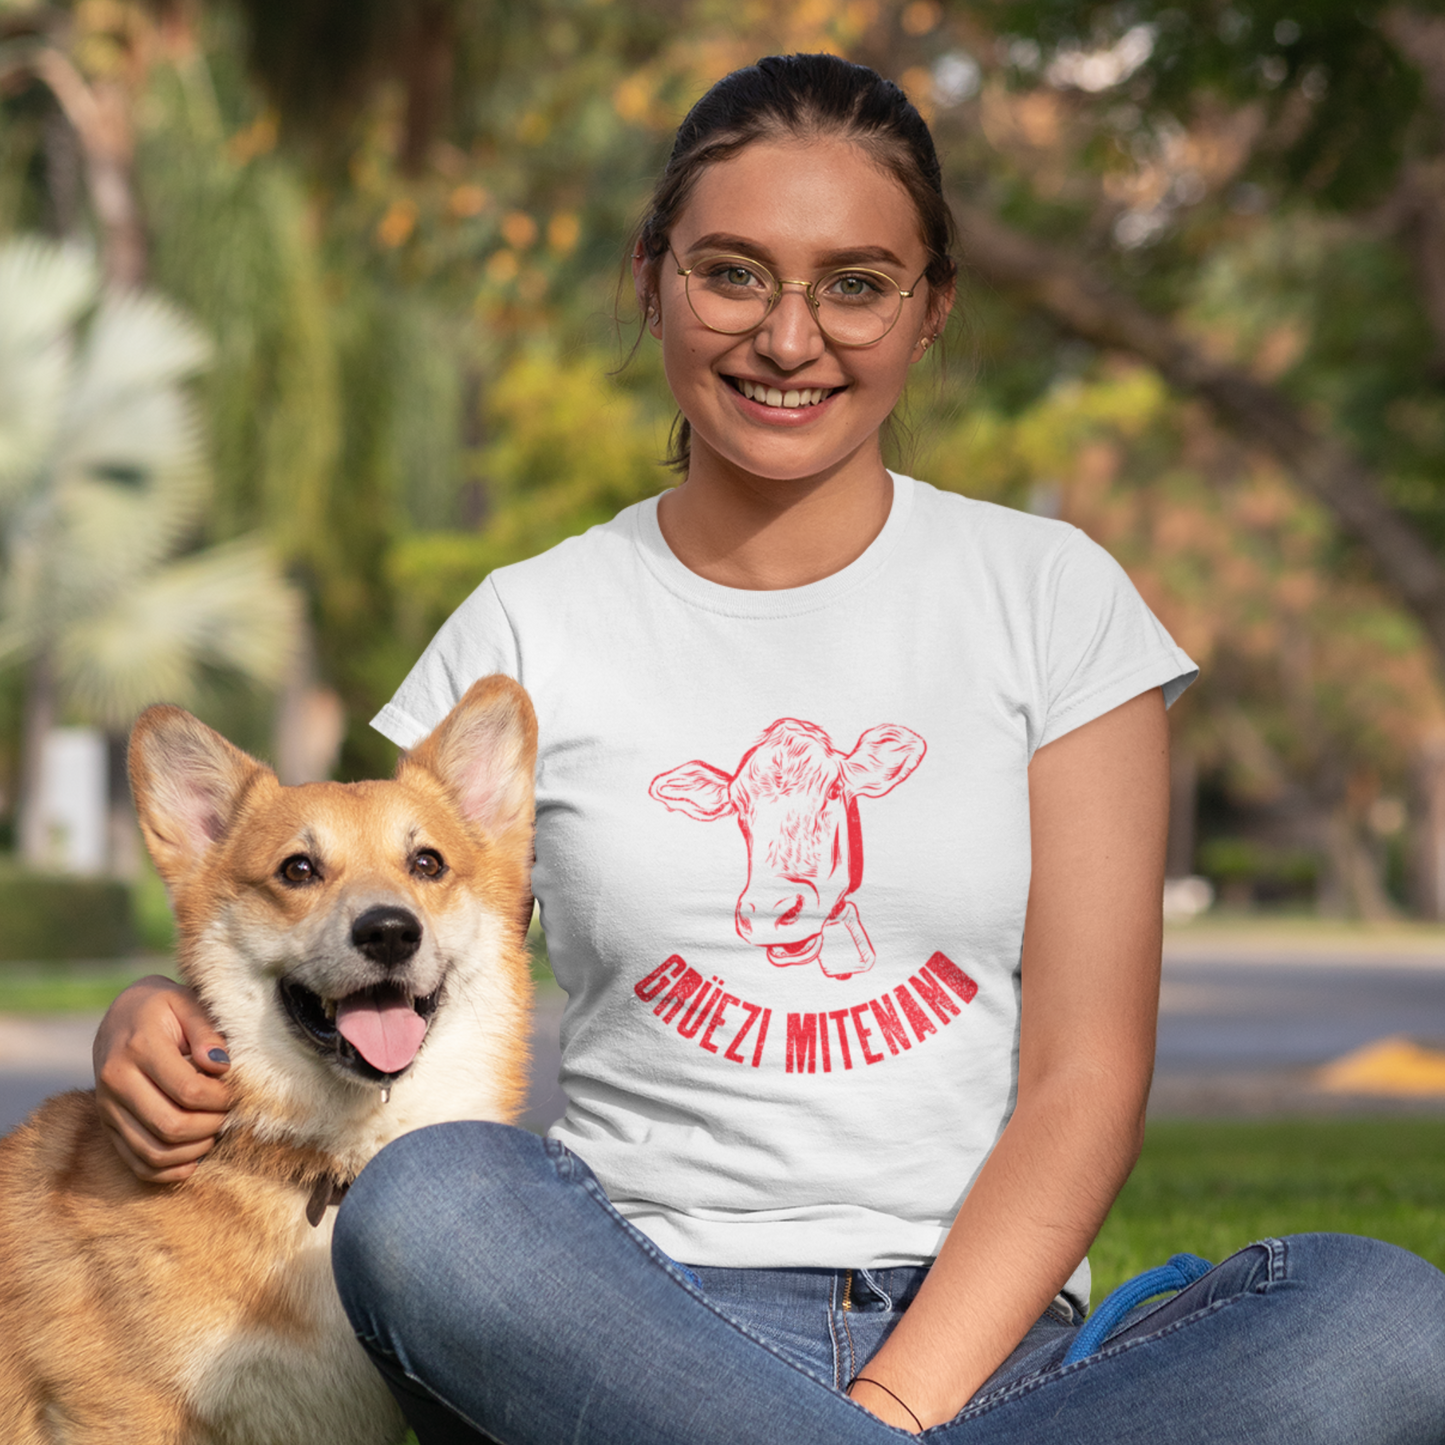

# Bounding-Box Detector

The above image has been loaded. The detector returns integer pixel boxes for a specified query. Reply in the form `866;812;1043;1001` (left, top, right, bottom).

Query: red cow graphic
650;719;926;978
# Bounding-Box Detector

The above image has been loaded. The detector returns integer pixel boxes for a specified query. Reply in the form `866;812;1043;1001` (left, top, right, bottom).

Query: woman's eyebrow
813;244;907;270
683;232;773;259
680;235;908;271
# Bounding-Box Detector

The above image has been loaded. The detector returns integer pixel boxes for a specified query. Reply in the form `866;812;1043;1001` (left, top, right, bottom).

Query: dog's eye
279;854;319;886
411;849;446;879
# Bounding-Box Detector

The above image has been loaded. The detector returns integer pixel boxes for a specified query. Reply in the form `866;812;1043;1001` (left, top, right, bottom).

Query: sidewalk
1165;917;1445;968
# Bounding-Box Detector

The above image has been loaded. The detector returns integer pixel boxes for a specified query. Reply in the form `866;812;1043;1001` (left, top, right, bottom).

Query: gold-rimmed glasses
671;249;927;347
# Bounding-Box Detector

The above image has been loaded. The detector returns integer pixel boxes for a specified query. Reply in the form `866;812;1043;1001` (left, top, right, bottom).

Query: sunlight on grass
1092;1118;1445;1296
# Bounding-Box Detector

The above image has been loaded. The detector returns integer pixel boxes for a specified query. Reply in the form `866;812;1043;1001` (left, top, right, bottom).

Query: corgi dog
0;675;536;1445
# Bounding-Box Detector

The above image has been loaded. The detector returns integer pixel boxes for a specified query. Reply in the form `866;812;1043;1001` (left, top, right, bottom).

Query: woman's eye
279;854;318;885
412;849;446;879
827;272;884;301
705;261;764;289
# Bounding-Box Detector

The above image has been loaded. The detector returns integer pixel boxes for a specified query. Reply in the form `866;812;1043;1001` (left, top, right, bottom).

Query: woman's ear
633;249;663;338
913;280;956;362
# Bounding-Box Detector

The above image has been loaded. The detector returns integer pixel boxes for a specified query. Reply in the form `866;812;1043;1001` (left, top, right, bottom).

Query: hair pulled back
632;53;959;470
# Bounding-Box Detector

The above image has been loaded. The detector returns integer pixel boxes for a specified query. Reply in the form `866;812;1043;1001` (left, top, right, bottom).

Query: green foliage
0;957;177;1011
1092;1119;1445;1296
132;854;177;953
0;867;135;960
1195;836;1317;891
984;0;1423;210
389;346;670;644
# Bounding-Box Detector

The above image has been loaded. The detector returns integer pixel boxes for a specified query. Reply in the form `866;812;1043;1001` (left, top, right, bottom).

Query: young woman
94;53;1445;1444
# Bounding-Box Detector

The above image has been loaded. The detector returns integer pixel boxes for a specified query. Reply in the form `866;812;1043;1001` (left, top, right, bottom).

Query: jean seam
859;1268;895;1312
1265;1235;1288;1283
354;1332;505;1444
568;1168;846;1397
827;1278;847;1388
949;1293;1248;1425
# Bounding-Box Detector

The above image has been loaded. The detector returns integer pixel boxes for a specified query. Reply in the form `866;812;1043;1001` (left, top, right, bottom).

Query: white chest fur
179;1215;406;1445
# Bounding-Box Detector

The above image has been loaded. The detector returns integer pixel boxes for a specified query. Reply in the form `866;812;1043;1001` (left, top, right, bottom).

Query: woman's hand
93;975;233;1183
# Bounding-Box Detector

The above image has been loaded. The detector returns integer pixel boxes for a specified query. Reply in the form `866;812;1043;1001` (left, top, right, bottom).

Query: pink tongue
335;993;428;1075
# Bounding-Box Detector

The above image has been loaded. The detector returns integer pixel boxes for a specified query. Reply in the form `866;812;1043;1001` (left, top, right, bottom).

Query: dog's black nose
351;906;423;969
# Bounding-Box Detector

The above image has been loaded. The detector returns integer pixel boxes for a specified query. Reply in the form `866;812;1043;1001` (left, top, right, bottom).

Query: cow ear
650;762;734;821
129;706;272;886
842;725;927;798
404;675;537;848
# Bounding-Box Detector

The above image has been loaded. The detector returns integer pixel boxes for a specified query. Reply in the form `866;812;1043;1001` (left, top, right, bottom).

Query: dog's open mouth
280;979;442;1082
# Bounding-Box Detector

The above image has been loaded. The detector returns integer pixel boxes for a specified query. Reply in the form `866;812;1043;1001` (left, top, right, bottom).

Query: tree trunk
27;48;146;288
274;615;346;785
1409;736;1445;919
18;649;57;869
1166;742;1198;879
1316;807;1398;920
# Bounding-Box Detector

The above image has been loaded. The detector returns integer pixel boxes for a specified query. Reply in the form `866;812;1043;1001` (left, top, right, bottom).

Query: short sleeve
1034;529;1197;752
371;576;521;749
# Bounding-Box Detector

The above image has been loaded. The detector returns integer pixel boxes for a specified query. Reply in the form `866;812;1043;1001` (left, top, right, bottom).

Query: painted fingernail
208;1048;230;1065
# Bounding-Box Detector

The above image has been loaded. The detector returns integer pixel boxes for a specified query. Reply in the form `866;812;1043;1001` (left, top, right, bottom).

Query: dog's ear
129;706;272;884
403;675;537;849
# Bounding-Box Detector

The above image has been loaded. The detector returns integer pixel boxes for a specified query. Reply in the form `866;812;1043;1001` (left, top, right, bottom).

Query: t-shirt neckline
631;471;916;619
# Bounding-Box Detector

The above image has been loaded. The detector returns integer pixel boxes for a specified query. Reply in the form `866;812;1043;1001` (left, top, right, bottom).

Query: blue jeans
333;1122;1445;1444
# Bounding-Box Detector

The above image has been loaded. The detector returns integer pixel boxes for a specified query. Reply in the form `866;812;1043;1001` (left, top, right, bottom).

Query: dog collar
305;1176;351;1228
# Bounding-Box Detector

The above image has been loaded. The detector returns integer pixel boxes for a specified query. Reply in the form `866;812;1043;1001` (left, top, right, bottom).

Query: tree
0;236;300;868
899;3;1445;668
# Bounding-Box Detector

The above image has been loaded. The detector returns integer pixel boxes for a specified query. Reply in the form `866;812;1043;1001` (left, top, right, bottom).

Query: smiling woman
629;114;954;592
644;135;947;525
91;50;1445;1445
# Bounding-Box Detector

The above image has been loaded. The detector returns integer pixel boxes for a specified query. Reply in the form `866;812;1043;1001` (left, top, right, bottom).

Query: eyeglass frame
667;247;931;348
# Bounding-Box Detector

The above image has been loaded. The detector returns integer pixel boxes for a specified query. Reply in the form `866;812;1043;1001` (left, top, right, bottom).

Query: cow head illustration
649;719;926;978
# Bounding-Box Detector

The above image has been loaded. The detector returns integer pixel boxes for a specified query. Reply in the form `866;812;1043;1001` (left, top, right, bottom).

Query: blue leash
1062;1253;1213;1365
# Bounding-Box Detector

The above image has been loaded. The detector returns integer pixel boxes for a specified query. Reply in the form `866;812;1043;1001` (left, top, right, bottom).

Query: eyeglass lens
684;256;905;345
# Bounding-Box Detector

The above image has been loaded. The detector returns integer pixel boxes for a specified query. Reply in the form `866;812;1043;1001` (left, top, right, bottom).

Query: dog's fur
0;675;537;1444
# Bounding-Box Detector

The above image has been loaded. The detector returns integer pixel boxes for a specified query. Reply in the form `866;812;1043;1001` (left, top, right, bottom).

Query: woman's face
641;135;952;491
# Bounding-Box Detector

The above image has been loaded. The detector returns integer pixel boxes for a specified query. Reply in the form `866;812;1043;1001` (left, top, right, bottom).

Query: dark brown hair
631;52;959;471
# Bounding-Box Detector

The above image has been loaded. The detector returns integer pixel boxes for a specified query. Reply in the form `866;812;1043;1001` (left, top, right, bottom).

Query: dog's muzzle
280;971;442;1083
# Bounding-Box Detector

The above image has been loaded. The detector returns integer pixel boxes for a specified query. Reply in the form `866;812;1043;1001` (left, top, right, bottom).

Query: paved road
4;938;1444;1135
1152;936;1445;1115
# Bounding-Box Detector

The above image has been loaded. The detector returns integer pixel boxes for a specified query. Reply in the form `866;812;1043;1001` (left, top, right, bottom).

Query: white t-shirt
373;474;1196;1302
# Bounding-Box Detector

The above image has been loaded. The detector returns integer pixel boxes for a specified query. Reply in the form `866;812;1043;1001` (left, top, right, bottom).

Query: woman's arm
847;687;1169;1432
93;975;234;1182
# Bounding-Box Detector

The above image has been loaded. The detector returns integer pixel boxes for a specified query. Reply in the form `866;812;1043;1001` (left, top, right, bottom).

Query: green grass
0;959;176;1013
1090;1118;1445;1295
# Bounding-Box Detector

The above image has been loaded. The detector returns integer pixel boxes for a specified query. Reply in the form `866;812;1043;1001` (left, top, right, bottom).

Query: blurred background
1;0;1444;1292
4;0;1445;931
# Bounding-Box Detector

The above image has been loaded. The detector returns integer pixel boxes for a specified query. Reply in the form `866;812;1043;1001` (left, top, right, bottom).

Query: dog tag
305;1176;347;1228
379;1086;391;1104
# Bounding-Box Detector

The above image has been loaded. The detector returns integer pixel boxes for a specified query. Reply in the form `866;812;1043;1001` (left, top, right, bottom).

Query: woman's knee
1278;1233;1445;1438
332;1121;553;1344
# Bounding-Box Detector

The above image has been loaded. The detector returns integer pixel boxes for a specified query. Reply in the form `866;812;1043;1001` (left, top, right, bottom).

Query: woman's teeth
736;379;831;408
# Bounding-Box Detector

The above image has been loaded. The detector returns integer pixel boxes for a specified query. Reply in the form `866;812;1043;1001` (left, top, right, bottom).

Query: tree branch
1;42;145;287
951;198;1445;662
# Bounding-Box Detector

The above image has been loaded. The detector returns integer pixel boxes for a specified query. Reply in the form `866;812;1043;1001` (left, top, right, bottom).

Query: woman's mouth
727;377;839;408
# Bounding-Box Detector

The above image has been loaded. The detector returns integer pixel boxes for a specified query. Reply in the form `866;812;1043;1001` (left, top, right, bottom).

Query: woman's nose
752;284;826;366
